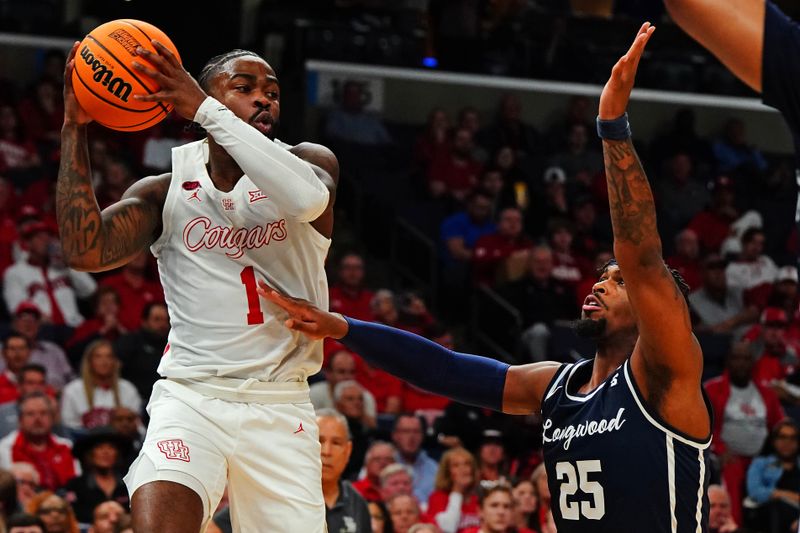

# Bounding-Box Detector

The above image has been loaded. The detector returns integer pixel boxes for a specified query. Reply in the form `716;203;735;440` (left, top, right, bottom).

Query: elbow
290;189;330;222
63;252;98;273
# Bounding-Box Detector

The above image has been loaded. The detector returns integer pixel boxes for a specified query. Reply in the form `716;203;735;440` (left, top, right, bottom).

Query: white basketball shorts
123;378;325;532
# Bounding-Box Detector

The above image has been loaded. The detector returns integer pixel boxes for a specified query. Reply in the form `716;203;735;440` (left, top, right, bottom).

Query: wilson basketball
71;19;181;131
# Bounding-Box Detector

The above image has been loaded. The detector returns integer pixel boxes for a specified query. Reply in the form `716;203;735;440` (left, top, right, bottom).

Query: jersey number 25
556;460;605;521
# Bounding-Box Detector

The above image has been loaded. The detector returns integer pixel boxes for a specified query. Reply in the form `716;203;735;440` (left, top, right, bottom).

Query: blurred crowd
0;35;795;532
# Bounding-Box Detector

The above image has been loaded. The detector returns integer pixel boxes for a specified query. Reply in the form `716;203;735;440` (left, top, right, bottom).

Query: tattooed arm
56;43;168;273
56;125;169;272
600;25;706;437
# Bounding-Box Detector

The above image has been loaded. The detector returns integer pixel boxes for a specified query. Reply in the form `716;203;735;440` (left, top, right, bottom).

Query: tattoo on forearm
99;207;153;265
56;126;159;270
603;139;659;248
56;126;102;263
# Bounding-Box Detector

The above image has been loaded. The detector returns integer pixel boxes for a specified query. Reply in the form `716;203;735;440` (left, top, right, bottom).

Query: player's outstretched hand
599;22;655;120
131;40;208;121
257;281;349;341
63;41;93;127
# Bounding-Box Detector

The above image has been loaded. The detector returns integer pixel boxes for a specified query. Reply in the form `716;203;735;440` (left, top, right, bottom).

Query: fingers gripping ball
71;19;181;131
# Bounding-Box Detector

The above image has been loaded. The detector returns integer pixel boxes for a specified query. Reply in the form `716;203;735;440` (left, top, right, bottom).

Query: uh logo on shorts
157;439;191;462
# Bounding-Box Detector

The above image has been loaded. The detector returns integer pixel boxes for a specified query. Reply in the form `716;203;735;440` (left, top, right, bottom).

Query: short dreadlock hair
599;258;691;304
197;49;262;92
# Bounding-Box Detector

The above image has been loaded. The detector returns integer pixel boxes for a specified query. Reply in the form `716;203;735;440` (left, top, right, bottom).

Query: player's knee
132;481;204;533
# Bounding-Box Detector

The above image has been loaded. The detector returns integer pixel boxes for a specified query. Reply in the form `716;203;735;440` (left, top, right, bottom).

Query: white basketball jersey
151;139;330;382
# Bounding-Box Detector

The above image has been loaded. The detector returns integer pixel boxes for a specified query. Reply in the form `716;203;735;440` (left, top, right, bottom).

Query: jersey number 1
556;460;605;520
240;266;265;325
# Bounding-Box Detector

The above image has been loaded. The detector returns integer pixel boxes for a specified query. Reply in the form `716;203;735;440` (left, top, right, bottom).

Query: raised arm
664;0;764;92
56;43;168;273
132;42;333;227
599;25;704;384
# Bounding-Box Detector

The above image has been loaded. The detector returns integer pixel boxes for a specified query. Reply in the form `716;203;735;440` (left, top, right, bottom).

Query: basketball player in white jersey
57;39;338;532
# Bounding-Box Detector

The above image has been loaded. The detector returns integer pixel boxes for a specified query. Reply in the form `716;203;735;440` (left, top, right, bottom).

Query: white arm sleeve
2;268;25;317
194;97;331;222
434;492;463;533
68;269;97;298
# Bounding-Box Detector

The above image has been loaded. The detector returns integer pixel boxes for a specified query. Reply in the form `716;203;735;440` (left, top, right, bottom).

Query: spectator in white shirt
3;222;95;328
60;340;141;433
725;227;778;291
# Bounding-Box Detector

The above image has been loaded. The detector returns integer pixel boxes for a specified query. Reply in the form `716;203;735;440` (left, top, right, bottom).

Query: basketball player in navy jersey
260;24;713;532
664;0;800;232
57;40;338;533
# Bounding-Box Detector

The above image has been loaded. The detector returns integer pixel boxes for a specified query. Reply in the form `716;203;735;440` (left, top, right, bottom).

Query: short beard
572;317;607;339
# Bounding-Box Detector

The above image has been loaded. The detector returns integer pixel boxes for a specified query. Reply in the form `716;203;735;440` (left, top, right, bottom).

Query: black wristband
596;113;632;140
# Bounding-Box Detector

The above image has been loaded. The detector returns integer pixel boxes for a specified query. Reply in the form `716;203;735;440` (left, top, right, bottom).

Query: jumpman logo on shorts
293;422;305;434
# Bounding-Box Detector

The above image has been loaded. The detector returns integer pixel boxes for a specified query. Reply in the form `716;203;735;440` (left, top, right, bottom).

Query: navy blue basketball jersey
764;1;800;162
764;2;800;229
541;358;712;533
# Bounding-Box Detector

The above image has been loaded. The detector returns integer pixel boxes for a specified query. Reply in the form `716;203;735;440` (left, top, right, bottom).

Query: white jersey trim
667;435;677;533
564;359;607;402
150;144;190;257
695;447;705;533
543;363;573;402
622;360;711;450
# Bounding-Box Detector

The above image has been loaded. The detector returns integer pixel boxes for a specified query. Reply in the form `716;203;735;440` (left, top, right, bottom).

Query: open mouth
582;294;604;313
250;112;273;135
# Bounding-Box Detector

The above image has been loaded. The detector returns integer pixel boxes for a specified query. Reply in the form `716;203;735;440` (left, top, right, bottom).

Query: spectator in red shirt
414;108;451;174
66;287;127;361
705;341;784;523
0;177;18;274
472;207;533;286
329;253;374;322
99;251;164;332
353;441;397;503
428;128;482;202
687;175;738;254
426;447;480;533
666;228;703;292
462;482;535;533
0;332;31;404
0;392;77;491
396;292;437;337
749;308;798;387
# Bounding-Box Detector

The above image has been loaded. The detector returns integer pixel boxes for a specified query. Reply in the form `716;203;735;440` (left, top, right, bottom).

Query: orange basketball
71;19;181;132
